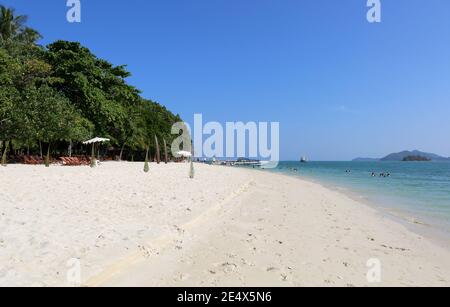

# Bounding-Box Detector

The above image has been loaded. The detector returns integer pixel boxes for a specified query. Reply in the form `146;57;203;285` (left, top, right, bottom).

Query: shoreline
248;165;450;251
1;162;450;286
306;176;450;251
305;177;450;251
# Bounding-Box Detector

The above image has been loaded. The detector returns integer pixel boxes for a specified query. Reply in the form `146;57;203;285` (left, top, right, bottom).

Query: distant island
402;155;431;162
353;150;450;162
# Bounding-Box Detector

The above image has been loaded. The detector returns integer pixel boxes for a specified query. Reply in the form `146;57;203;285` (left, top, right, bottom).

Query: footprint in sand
240;258;255;267
138;245;155;258
266;266;280;272
174;273;190;281
221;262;238;273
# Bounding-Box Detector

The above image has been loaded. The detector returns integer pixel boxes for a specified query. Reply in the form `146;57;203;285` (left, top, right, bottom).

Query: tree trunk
9;140;14;157
155;135;161;164
44;143;50;167
68;140;72;157
163;139;168;164
90;144;96;168
119;143;126;161
1;140;9;166
39;140;43;158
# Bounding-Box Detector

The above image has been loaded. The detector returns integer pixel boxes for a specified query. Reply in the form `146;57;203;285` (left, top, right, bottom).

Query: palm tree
0;6;26;41
17;27;42;44
0;5;41;44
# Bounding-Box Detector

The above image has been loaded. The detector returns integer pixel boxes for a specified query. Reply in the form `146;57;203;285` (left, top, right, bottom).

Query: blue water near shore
263;161;450;235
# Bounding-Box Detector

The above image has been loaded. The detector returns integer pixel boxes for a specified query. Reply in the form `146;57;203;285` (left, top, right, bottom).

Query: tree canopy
0;5;182;161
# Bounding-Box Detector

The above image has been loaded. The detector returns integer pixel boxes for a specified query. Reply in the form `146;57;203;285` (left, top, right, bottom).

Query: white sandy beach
0;162;449;287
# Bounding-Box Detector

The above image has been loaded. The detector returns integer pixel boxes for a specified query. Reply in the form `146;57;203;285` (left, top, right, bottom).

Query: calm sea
259;161;450;236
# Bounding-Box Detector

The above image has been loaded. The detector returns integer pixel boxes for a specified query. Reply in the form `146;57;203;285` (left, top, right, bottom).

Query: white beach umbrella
82;137;110;165
82;137;110;145
175;150;192;158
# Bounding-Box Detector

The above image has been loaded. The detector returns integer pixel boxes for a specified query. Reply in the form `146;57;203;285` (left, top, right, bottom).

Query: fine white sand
0;162;449;287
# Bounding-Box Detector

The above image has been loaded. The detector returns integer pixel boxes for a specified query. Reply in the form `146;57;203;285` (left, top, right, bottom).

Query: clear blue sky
4;0;450;160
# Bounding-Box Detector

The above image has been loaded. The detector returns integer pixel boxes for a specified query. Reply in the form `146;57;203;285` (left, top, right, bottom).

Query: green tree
24;85;92;162
45;41;142;149
0;6;182;163
0;6;41;45
0;5;27;42
0;48;24;145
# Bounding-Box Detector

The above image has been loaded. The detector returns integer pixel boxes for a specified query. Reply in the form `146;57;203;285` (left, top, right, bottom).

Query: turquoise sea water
261;161;450;235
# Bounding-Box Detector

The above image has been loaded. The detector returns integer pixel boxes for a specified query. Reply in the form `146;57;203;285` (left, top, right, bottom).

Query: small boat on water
300;156;308;163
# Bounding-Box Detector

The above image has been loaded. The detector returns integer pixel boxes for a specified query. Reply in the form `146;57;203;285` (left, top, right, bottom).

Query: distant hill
352;150;450;162
381;150;450;162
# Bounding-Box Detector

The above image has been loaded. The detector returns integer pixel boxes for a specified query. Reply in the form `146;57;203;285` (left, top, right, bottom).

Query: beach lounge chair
23;156;43;165
60;157;72;166
60;157;85;166
23;156;34;164
78;156;90;165
34;156;44;164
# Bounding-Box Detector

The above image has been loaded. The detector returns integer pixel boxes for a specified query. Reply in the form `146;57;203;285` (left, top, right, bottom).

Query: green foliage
0;48;22;141
0;5;41;44
24;85;93;143
0;5;181;161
